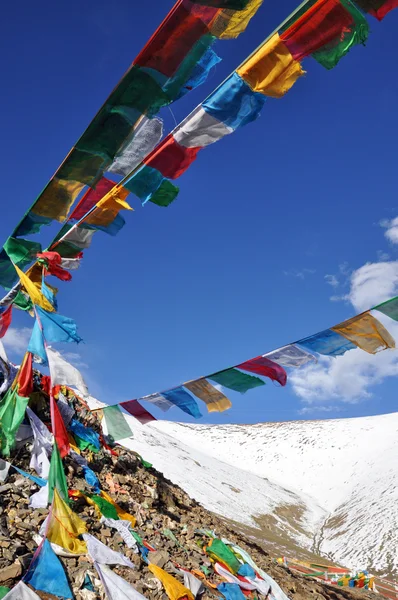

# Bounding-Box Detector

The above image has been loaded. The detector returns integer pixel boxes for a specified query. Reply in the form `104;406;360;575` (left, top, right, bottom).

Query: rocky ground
0;434;376;600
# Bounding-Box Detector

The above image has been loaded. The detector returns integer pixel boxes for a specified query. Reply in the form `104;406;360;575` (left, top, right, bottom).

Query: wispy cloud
3;327;32;357
298;405;344;416
380;216;398;245
325;274;339;288
283;268;316;280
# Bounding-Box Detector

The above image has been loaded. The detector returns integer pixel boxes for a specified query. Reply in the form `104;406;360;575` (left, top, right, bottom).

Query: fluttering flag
297;329;356;357
144;134;202;180
140;392;174;412
373;296;398;321
162;386;203;418
331;312;396;354
280;0;368;69
95;562;146;600
180;570;205;598
27;322;47;365
26;407;52;479
214;563;256;590
352;0;398;20
124;166;179;207
99;517;139;549
70;451;100;492
120;400;156;424
103;405;133;441
1;582;41;600
46;488;87;554
14;265;55;312
47;347;88;395
50;395;70;459
197;0;264;40
0;459;11;482
48;441;68;503
35;307;82;344
0;306;12;338
109;117;164;177
209;368;265;392
265;344;317;367
3;237;41;270
206;538;241;573
217;583;246;599
14;352;34;397
86;493;120;520
83;533;135;567
184;378;232;412
37;252;72;282
29;178;85;222
68;418;100;451
148;563;194;600
24;539;73;599
0;387;30;456
237;33;305;97
237;355;287;386
99;491;136;526
57;393;75;427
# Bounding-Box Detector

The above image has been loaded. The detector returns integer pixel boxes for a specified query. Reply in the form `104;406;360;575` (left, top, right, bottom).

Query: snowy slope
110;412;398;577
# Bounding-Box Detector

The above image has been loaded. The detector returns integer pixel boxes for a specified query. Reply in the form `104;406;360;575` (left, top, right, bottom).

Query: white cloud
291;259;398;405
284;268;316;279
381;216;398;244
325;274;339;288
3;327;32;356
298;405;344;415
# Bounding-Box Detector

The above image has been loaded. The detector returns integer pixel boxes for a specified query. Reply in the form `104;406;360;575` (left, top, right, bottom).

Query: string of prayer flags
373;296;398;321
120;400;156;424
69;180;132;232
296;329;356;357
124;166;179;207
209;368;265;392
237;355;287;386
265;344;317;368
95;563;147;600
147;563;195;600
237;33;305;97
50;395;70;459
24;539;73;599
83;533;135;568
331;312;396;354
205;538;241;573
102;405;133;441
162;387;203;419
46;488;88;555
184;378;232;412
279;0;368;69
353;0;398;19
1;582;41;600
191;0;264;40
48;441;69;503
52;224;95;258
47;347;88;396
140;393;174;412
215;563;256;590
109;118;164;177
0;387;30;456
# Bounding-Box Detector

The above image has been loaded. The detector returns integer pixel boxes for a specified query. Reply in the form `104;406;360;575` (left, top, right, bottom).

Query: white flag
2;582;42;600
99;517;138;550
0;459;10;482
83;534;135;568
26;407;53;478
47;347;88;396
95;563;146;600
29;482;49;509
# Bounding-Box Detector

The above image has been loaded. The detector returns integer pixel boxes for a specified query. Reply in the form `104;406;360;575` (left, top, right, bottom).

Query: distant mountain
112;412;398;578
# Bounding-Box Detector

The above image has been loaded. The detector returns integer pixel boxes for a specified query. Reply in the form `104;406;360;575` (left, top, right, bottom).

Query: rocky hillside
0;426;376;600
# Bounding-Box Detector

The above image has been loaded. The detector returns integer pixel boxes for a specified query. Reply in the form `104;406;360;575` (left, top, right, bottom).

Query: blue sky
2;0;398;424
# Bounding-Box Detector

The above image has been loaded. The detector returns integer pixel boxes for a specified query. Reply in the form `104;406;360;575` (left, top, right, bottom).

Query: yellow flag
332;312;396;354
237;33;305;98
184;379;232;413
47;489;87;554
14;264;55;312
210;0;263;40
86;186;132;227
33;178;84;222
100;490;136;526
148;564;194;600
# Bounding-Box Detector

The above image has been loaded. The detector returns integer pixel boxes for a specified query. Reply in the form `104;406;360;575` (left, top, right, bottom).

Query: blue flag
24;539;73;598
162;386;202;419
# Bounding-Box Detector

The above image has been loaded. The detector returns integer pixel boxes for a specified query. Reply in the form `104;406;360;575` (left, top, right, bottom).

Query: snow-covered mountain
107;411;398;578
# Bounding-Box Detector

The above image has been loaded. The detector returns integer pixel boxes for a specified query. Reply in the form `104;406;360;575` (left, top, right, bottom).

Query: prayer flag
34;307;82;344
265;344;317;367
3;237;41;269
103;405;133;441
373;296;398;321
24;539;73;599
69;177;117;221
297;329;356;357
353;0;398;19
48;441;68;503
237;355;287;386
83;533;135;567
1;582;41;600
27;407;52;479
202;72;266;129
68;418;100;450
140;392;174;412
0;306;12;339
206;538;241;573
37;252;71;282
27;321;47;365
174;106;233;148
148;563;194;600
194;0;253;8
32;178;85;222
208;0;264;39
217;583;246;599
13;212;53;238
77;184;132;228
95;563;146;600
331;312;396;354
15;352;33;397
184;379;232;412
0;387;29;456
173;42;221;100
47;347;88;395
109;117;163;177
209;368;265;392
88;494;119;520
124;166;179;207
14;265;55;312
237;33;305;98
144;134;201;179
50;395;70;459
162;386;202;418
100;491;136;526
0;251;20;291
47;488;87;554
120;400;156;424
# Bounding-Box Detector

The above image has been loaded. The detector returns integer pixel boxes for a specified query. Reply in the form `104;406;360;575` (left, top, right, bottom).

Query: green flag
0;387;29;456
209;368;265;393
103;405;133;442
89;495;119;520
48;442;68;504
373;296;398;321
4;237;41;267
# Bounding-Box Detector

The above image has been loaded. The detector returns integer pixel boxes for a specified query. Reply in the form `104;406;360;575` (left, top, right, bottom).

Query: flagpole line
49;0;313;250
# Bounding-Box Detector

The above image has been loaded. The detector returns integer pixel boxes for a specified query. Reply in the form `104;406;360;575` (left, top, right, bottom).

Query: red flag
41;375;52;396
50;394;70;458
120;400;156;425
144;134;201;179
0;305;12;338
17;353;34;397
37;252;72;282
69;177;115;221
369;0;398;19
238;356;287;386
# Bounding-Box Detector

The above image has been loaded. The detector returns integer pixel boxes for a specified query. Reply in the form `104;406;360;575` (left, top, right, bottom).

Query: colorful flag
50;395;70;459
109;117;163;177
47;347;87;395
26;407;53;479
83;533;134;567
34;307;82;345
124;166;179;207
206;538;241;573
14;265;55;312
14;352;33;397
27;321;47;365
237;33;305;97
48;441;68;503
103;405;133;441
265;344;317;368
0;306;12;339
207;0;264;39
237;355;287;386
32;178;85;222
148;563;194;600
120;400;156;424
71;182;132;229
47;488;87;555
24;539;73;599
209;368;265;392
3;237;41;269
100;491;136;526
373;296;398;321
331;312;396;354
144;134;201;179
184;378;232;412
297;329;356;357
217;583;246;599
162;386;202;418
68;418;100;450
0;387;29;456
37;252;72;282
1;582;41;600
353;0;398;19
140;392;174;412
